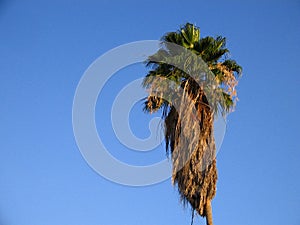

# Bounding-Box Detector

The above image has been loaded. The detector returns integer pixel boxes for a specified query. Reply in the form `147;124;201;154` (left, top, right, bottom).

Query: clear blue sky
1;1;300;225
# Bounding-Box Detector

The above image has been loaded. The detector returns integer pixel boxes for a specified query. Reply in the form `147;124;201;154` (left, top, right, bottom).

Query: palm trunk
205;200;213;225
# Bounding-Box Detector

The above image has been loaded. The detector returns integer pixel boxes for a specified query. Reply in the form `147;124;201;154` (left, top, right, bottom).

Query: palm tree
142;23;242;225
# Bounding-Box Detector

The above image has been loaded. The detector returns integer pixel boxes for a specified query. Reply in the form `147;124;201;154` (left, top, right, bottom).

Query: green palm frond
222;59;242;75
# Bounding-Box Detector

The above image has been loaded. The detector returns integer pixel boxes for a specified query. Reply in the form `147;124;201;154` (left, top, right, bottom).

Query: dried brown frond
163;81;217;217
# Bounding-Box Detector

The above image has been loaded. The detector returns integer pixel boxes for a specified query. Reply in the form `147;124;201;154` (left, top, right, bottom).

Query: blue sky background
1;1;300;225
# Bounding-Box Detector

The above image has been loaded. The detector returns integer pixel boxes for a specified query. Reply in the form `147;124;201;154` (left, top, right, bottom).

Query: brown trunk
205;200;213;225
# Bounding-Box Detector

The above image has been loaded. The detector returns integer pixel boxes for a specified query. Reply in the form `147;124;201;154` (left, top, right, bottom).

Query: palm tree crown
143;23;241;113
